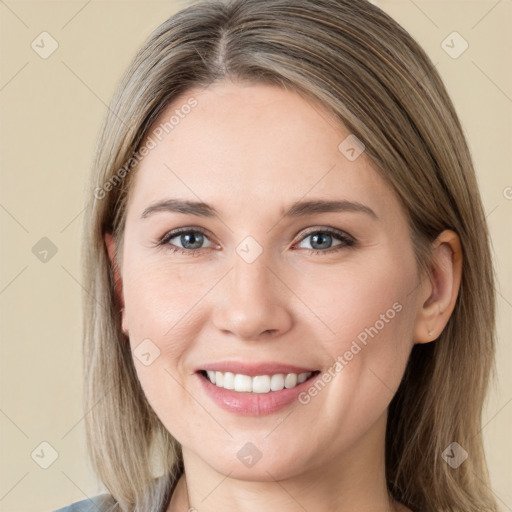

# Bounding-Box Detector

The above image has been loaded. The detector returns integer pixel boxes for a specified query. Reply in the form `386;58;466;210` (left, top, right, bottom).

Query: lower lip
196;372;319;416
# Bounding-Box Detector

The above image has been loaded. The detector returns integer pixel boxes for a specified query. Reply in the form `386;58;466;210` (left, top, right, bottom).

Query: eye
158;226;355;256
295;228;354;255
159;228;214;255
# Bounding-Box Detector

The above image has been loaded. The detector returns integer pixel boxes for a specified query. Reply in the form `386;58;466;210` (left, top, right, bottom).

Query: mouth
195;361;322;415
198;369;321;393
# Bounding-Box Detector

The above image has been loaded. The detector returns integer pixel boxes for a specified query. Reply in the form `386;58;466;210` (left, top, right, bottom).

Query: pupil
311;233;331;250
182;232;203;249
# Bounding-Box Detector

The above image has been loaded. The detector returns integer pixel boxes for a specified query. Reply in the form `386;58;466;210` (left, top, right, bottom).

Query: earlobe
104;233;127;333
413;230;462;344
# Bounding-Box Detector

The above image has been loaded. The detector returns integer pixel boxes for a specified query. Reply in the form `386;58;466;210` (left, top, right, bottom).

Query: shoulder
51;493;118;512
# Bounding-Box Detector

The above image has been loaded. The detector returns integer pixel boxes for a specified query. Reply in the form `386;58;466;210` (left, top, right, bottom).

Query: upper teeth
206;371;312;393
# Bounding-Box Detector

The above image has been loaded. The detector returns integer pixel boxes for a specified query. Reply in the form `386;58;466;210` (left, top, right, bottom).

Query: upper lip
197;361;318;377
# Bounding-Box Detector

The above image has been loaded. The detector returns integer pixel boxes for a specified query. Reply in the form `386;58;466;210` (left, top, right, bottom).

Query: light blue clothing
52;493;118;512
52;474;177;511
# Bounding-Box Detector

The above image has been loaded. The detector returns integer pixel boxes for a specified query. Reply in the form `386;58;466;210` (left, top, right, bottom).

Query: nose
211;251;293;341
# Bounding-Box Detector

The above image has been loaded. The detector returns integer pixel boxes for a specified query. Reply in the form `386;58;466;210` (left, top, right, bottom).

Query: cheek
297;251;418;415
122;258;212;351
120;255;236;438
120;260;200;418
295;251;417;351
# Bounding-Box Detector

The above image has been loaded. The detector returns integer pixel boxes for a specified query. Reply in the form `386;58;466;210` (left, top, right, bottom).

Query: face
116;81;424;481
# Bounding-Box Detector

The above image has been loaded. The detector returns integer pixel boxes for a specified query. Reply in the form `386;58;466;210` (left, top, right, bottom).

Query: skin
105;81;462;512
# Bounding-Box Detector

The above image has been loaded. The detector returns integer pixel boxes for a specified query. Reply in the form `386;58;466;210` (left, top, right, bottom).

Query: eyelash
157;226;355;256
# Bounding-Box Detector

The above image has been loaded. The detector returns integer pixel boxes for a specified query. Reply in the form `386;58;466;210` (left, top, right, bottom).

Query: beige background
0;1;510;511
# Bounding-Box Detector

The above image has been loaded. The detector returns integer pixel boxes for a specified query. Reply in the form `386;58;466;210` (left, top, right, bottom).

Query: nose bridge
229;232;276;301
232;247;272;301
212;243;293;339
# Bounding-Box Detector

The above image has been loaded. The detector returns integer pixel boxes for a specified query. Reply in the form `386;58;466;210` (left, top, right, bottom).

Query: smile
196;362;321;415
202;370;313;393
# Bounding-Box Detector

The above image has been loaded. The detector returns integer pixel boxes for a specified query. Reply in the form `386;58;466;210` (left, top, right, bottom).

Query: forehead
126;81;400;221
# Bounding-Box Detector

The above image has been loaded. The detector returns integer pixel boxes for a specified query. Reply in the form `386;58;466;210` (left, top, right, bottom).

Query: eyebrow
141;198;377;220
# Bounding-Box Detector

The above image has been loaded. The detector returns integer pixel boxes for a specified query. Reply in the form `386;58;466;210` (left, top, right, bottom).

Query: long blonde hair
81;1;497;510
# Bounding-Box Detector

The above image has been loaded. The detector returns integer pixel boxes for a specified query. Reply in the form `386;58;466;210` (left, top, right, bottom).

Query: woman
54;0;498;510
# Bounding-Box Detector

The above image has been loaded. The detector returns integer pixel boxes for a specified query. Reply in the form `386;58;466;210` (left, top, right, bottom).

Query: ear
104;232;127;334
413;229;462;344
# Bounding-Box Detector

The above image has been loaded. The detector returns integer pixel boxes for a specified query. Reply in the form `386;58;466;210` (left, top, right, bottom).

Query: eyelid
295;225;354;242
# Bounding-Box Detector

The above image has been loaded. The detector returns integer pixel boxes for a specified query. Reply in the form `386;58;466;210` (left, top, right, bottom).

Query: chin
193;441;317;482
